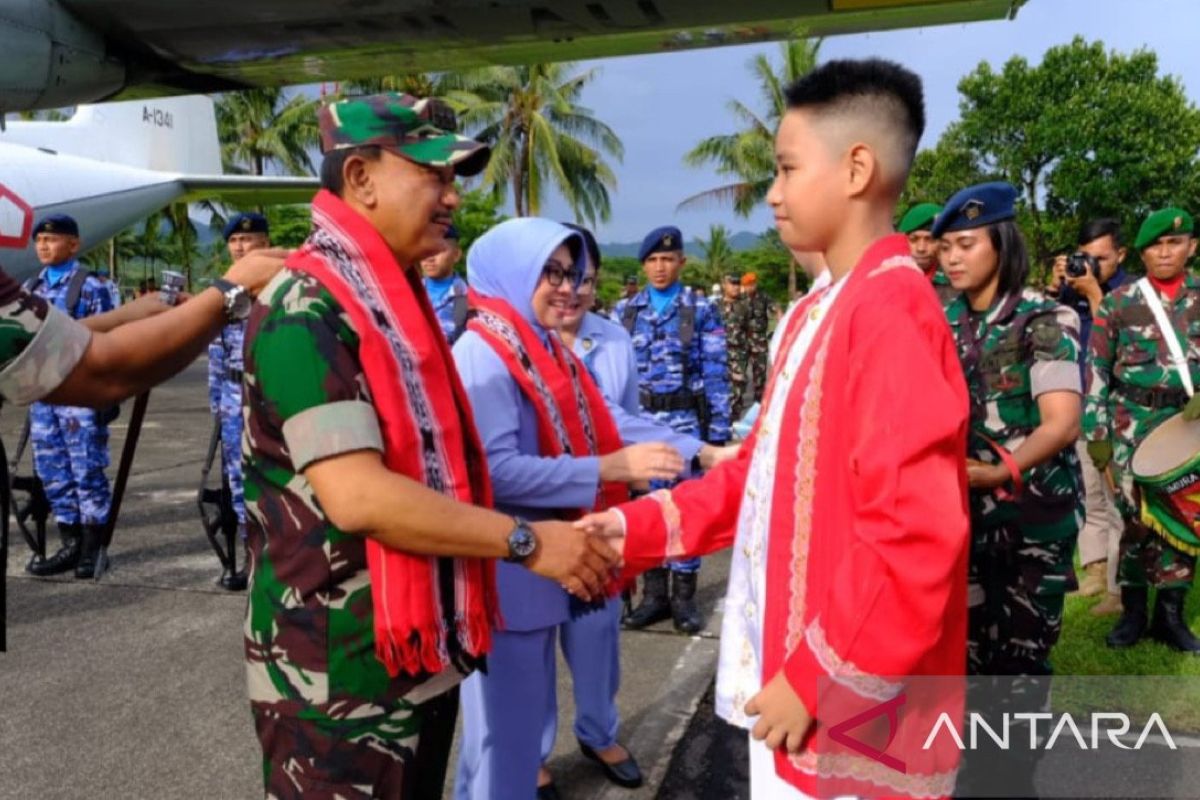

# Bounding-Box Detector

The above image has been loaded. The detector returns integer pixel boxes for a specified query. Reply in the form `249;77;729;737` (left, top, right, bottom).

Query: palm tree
343;74;436;98
215;88;320;176
699;225;735;284
443;63;623;224
679;39;821;215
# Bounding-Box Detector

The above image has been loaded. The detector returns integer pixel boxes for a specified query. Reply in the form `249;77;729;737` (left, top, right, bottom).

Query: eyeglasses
578;275;597;291
541;262;581;288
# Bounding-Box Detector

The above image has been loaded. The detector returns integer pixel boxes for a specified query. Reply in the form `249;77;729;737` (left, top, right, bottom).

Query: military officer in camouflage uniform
937;183;1084;796
899;201;956;305
1085;207;1200;653
613;226;730;633
24;215;117;579
205;212;270;590
243;93;616;799
738;272;776;404
420;224;469;344
719;271;749;419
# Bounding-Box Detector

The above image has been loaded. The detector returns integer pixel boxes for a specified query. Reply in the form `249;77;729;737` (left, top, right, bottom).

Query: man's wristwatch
212;278;252;322
504;516;538;563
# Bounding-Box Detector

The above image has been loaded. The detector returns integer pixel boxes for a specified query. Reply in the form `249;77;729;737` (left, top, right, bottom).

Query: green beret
898;203;942;234
1135;207;1194;251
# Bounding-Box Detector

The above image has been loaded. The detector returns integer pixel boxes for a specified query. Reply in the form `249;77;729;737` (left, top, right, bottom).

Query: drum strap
1138;277;1194;398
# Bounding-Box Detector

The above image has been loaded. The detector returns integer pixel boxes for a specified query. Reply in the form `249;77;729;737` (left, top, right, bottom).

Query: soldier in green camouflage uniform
935;183;1084;680
242;93;618;799
937;182;1085;798
739;273;776;404
898;202;956;305
1084;207;1200;653
719;272;749;419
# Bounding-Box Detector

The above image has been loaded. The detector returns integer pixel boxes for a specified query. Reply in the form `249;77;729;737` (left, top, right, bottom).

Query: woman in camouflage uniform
936;182;1084;794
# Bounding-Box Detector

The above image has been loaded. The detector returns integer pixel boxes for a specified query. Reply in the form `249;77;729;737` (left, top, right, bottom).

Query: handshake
524;511;626;601
524;441;684;601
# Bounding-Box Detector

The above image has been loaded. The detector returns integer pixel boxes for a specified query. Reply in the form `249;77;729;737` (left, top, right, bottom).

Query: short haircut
987;220;1030;296
319;146;383;196
783;58;925;193
562;222;602;272
1077;217;1125;249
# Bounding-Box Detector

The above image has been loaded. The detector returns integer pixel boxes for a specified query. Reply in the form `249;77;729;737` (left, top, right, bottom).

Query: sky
526;0;1200;244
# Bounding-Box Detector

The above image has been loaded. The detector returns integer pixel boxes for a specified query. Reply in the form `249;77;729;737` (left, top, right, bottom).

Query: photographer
1046;218;1129;614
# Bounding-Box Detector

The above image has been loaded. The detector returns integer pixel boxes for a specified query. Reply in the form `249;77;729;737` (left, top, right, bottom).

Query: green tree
444;63;623;224
899;127;996;216
343;74;436;98
215;88;320;176
950;37;1200;269
733;230;793;304
680;39;821;215
693;224;735;287
451;188;508;254
263;205;313;248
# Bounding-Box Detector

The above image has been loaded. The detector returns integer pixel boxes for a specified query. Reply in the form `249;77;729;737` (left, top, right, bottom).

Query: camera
1065;251;1099;279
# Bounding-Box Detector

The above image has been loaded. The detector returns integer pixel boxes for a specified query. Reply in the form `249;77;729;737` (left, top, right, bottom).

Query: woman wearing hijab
452;218;685;800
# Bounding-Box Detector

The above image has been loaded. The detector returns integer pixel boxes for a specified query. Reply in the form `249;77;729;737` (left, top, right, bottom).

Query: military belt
640;391;699;413
227;368;244;383
1117;383;1188;410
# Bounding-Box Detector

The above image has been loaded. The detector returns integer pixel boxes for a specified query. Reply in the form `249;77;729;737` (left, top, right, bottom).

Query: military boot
670;570;703;634
74;524;103;579
1105;587;1148;648
623;568;670;629
26;522;81;576
1072;560;1107;597
1148;588;1200;653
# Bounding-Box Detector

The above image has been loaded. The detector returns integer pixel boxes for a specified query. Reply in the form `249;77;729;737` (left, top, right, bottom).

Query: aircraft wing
4;0;1028;112
177;175;319;207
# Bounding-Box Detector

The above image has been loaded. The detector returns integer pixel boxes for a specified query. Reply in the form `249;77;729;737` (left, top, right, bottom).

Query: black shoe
1106;586;1148;648
1148;588;1200;653
26;523;81;577
670;570;703;634
536;782;561;800
579;741;644;789
622;567;670;629
219;569;248;591
74;524;103;579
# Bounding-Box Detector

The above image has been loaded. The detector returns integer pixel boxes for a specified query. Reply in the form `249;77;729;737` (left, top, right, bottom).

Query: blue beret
444;224;460;241
931;182;1017;238
638;225;683;263
33;214;79;237
223;212;270;241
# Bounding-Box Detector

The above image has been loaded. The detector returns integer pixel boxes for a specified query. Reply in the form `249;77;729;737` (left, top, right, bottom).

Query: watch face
228;289;252;320
508;525;536;561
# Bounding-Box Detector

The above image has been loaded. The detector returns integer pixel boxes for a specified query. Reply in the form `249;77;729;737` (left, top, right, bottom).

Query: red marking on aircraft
0;184;33;249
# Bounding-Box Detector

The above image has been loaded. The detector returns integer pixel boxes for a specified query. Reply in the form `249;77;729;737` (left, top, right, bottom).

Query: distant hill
600;230;763;260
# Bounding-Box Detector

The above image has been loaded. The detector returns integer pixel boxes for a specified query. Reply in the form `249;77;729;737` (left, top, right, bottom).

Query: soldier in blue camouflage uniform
206;212;269;589
937;184;1084;798
613;225;730;633
24;215;116;579
420;224;469;344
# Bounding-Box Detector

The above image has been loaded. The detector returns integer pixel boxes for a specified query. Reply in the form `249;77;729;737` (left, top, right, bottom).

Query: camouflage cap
1134;207;1195;251
318;93;490;177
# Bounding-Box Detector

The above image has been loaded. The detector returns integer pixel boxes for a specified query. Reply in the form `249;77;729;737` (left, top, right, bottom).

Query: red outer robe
618;235;970;798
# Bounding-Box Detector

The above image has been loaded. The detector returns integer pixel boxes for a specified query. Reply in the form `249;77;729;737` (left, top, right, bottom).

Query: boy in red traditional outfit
579;59;971;799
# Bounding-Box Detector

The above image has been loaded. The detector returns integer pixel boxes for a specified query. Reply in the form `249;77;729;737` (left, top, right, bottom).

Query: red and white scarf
466;290;629;514
288;189;498;678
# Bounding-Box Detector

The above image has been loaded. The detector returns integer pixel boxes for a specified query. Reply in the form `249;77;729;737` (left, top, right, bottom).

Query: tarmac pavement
0;359;731;800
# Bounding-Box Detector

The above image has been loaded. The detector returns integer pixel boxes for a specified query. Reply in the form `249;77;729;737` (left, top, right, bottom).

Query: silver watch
212;278;252;322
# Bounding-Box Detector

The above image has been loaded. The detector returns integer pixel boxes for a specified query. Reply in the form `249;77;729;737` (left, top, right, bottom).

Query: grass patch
1049;585;1200;731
